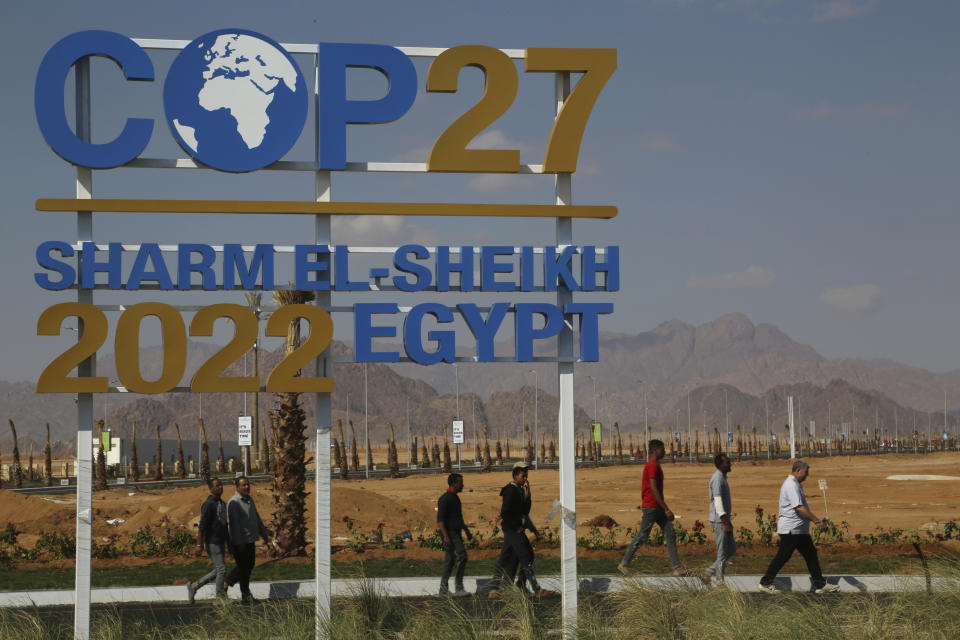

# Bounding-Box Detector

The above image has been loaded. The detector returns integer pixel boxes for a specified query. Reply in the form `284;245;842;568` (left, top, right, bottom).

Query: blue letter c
35;31;154;168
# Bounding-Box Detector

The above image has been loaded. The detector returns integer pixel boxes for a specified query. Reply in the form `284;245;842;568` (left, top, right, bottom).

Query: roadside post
819;478;829;520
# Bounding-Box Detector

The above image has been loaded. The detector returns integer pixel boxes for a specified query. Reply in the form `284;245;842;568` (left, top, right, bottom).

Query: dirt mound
582;514;619;528
328;486;435;536
0;490;71;532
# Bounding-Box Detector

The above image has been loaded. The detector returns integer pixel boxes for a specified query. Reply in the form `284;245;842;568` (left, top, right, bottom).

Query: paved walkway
0;574;949;607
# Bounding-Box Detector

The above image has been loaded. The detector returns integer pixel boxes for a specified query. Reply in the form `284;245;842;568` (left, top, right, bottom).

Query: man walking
618;439;684;576
227;476;273;603
438;472;472;597
758;460;839;594
489;462;552;598
701;454;736;583
187;477;228;604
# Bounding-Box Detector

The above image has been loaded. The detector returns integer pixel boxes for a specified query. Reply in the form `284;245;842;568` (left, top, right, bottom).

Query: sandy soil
2;453;957;562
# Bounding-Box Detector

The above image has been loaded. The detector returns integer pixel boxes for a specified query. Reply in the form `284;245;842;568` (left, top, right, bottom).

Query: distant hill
389;313;960;422
4;314;957;452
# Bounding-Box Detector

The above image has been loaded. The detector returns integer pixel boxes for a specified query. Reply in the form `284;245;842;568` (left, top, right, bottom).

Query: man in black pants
438;472;472;597
489;462;554;598
758;460;839;594
227;476;272;603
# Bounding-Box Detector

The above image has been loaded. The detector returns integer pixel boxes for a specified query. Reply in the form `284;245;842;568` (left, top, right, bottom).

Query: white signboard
452;420;465;445
238;415;253;446
818;479;828;491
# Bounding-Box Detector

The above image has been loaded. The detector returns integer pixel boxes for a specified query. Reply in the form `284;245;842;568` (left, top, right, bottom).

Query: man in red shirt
618;439;684;576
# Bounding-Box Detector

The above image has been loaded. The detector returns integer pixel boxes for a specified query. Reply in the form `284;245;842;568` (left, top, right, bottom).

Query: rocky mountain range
3;313;957;452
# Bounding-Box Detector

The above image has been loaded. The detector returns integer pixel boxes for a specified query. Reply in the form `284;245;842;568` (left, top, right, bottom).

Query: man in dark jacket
489;462;553;598
187;478;228;604
438;472;472;597
227;476;272;603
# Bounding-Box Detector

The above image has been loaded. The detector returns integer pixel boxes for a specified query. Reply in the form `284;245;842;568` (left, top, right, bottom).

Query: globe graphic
163;29;307;172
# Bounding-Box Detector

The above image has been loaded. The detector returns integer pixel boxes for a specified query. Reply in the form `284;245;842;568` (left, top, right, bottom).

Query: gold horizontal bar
36;198;617;219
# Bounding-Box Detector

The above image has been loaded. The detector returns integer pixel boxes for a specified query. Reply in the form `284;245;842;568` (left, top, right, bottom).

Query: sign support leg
73;55;93;640
554;71;578;638
313;161;332;638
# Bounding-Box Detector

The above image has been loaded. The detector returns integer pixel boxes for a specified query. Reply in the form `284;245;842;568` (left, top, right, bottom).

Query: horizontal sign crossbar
38;199;616;219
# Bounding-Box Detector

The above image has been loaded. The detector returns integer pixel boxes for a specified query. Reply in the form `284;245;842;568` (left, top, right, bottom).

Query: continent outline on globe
162;28;308;173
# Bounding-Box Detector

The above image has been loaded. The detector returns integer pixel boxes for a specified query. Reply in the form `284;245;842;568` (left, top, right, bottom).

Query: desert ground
2;452;957;556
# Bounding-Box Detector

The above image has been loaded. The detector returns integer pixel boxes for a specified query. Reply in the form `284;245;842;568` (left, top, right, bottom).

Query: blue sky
1;0;958;382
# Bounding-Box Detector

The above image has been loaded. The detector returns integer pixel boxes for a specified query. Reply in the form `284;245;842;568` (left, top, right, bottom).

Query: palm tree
482;427;492;472
96;419;108;490
388;423;400;478
441;424;452;473
217;432;225;473
174;423;186;479
43;423;53;487
337;420;348;480
130;421;140;481
524;424;533;466
244;292;263;470
153;424;163;481
269;287;316;557
420;432;430;469
28;442;35;482
615;422;624;465
8;419;23;488
198;418;210;483
349;421;360;472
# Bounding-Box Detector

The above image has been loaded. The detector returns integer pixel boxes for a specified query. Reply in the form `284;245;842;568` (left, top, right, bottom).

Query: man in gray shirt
701;453;735;583
758;460;839;594
226;476;272;603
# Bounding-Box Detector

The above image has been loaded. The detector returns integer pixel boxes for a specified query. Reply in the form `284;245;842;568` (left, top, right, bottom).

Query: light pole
363;363;369;479
588;375;598;459
724;387;730;456
406;396;412;467
687;386;693;462
528;369;539;469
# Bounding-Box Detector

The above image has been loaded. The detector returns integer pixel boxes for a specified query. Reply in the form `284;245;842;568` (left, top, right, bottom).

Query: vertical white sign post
788;396;796;459
74;56;93;640
554;71;578;637
314;153;333;638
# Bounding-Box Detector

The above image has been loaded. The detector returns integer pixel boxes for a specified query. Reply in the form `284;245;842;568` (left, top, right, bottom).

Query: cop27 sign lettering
33;29;619;395
35;29;615;172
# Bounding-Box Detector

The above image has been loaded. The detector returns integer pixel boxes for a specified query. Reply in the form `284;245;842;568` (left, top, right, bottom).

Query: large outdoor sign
33;29;619;394
36;29;614;173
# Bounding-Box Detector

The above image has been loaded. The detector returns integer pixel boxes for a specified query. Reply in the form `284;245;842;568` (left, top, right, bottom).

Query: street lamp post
687;387;692;463
364;363;369;479
588;375;598;460
529;369;539;470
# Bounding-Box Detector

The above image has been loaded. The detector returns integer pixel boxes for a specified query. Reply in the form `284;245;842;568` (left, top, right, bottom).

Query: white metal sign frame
63;39;599;640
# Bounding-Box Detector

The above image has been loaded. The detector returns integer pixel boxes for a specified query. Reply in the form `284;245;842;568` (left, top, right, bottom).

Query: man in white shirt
758;460;839;594
701;454;735;583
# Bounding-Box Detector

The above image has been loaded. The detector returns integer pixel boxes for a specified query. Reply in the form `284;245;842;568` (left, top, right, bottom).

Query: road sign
238;415;253;446
818;479;827;491
452;420;464;445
